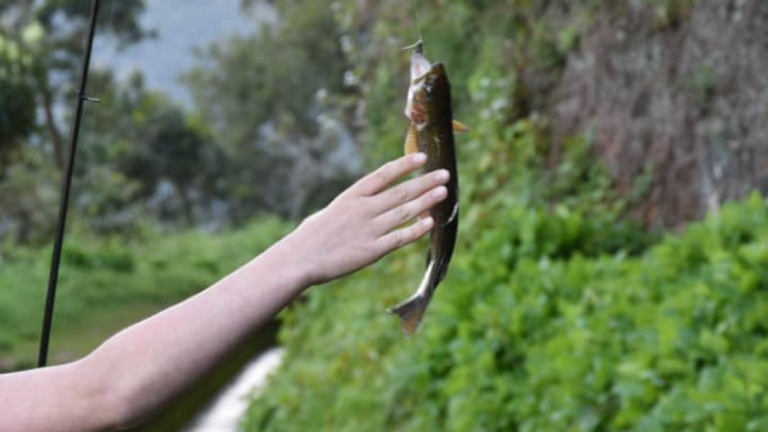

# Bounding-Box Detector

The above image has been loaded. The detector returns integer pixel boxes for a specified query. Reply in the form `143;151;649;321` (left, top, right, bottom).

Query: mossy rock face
334;0;768;230
550;1;768;228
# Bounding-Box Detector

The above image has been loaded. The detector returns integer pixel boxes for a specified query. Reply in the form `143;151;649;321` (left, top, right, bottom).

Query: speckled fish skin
387;42;459;335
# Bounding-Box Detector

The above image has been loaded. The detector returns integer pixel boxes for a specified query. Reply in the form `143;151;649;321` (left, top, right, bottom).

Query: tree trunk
19;0;33;26
176;184;195;226
41;88;65;170
15;209;31;245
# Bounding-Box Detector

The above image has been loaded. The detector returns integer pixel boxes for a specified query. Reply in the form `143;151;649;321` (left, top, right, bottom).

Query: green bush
240;4;682;428
232;2;768;429
243;192;768;432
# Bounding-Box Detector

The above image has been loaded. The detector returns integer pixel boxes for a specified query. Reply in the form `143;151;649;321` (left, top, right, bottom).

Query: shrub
243;193;768;431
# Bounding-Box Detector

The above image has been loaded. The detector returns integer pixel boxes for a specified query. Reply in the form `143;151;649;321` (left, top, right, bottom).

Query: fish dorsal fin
404;125;419;155
452;120;470;134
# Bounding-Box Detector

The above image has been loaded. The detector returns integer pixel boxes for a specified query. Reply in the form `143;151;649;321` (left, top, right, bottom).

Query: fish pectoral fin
452;120;470;134
404;125;419;155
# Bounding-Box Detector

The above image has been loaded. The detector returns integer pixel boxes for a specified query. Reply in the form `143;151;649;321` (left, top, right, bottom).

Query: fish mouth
408;40;446;83
410;50;432;82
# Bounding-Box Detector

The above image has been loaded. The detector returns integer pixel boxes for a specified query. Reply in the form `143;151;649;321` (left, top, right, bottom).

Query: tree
0;28;41;169
77;72;228;227
0;0;150;170
184;0;362;219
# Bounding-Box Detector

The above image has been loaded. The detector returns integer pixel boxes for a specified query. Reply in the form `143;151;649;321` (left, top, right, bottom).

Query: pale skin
0;153;449;432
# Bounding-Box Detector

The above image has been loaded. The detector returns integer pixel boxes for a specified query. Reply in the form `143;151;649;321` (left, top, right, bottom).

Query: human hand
286;153;450;286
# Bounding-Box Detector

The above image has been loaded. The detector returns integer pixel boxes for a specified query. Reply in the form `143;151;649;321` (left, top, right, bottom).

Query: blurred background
2;0;768;430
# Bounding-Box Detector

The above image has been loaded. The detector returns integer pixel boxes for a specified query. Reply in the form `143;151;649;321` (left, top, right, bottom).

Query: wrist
266;229;316;291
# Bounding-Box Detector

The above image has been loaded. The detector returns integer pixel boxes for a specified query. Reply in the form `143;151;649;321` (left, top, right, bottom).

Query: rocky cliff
550;1;768;228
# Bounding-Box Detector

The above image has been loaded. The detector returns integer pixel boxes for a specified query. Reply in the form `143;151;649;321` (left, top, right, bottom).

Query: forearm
94;233;309;428
0;361;113;432
90;234;309;429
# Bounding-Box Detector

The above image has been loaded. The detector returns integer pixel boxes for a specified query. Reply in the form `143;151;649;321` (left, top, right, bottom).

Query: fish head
422;63;451;109
405;55;451;130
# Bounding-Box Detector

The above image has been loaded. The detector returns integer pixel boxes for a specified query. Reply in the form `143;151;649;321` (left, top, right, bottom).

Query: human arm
0;153;449;432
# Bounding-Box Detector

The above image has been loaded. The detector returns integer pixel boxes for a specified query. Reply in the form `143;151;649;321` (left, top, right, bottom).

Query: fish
387;41;468;335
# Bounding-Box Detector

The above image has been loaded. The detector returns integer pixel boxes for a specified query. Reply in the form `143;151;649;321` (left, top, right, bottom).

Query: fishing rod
38;0;101;368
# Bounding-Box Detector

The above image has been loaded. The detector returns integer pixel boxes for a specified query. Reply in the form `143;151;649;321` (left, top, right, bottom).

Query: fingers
373;168;450;214
354;153;427;196
375;185;447;232
377;216;435;253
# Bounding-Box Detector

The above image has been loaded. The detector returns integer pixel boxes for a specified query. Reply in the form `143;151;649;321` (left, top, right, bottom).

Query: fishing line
411;0;424;45
38;0;101;368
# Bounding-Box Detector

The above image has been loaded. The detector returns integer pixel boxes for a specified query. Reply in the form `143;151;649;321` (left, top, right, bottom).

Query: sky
92;0;277;104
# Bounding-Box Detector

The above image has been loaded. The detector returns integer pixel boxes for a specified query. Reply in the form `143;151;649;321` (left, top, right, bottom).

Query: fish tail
387;260;437;335
387;291;432;335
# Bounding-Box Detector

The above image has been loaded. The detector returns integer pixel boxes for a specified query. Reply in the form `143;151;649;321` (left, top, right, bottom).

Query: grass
0;216;292;371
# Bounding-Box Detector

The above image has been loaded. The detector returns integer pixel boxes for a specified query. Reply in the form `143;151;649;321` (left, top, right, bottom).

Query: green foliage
0;30;40;162
0;1;157;244
185;0;352;145
244;188;768;431
183;0;360;220
241;2;768;431
36;0;149;67
237;13;668;422
103;75;226;224
0;217;291;368
184;14;347;147
1;2;764;429
0;146;59;245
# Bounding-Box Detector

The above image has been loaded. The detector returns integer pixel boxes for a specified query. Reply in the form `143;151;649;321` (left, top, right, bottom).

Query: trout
387;41;468;334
